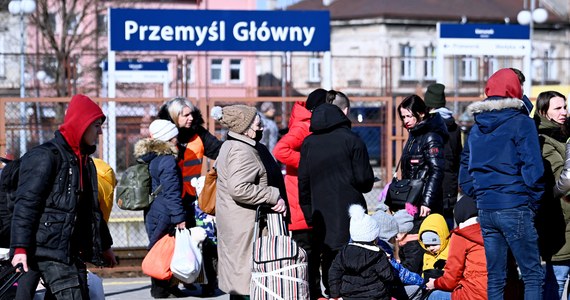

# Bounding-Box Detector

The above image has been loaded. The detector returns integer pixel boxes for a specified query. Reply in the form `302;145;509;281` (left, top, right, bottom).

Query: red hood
288;101;312;127
484;68;522;99
453;223;484;246
59;94;105;158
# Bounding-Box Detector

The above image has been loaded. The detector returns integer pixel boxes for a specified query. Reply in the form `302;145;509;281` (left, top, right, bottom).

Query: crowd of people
5;66;570;300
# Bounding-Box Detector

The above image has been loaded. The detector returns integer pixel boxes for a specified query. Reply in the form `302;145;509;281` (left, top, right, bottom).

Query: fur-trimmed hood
134;138;178;159
467;98;526;134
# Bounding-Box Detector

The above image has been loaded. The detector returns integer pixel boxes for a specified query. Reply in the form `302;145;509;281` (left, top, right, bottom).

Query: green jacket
537;114;570;261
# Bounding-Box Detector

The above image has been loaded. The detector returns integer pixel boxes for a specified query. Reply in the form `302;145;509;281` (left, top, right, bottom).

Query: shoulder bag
387;155;425;211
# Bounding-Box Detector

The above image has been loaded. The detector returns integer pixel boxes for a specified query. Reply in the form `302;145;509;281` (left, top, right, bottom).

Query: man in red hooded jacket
11;94;116;299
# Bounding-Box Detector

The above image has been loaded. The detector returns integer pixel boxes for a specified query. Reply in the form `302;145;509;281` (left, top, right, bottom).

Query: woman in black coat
391;94;448;274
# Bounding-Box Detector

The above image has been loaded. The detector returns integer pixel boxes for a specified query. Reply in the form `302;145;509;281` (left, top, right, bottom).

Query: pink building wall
28;0;258;99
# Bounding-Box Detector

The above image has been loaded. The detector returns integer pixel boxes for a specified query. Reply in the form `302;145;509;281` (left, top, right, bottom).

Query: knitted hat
421;230;441;245
425;83;446;109
211;105;257;134
372;211;399;242
260;102;275;113
393;210;414;234
349;204;380;243
149;120;178;142
305;88;327;111
454;195;478;225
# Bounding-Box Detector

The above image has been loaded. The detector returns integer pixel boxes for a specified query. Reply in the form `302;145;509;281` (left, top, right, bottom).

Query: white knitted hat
149;119;178;142
349;204;380;243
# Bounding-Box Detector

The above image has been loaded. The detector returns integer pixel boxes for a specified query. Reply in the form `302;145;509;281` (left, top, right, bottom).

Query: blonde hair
165;97;195;126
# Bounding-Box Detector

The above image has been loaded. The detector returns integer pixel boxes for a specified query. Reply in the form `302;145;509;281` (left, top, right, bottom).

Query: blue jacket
135;138;185;248
459;97;544;210
378;240;424;286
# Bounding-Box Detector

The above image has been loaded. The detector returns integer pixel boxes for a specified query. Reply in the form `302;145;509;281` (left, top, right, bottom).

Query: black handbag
387;156;425;210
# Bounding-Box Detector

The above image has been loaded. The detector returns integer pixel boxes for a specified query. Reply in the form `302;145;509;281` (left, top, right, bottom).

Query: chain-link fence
0;95;486;249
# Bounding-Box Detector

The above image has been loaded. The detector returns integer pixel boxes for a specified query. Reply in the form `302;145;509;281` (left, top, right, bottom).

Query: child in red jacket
425;196;487;300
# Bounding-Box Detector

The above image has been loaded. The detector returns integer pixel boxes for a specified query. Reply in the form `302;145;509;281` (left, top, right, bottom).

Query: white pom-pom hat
349;204;380;243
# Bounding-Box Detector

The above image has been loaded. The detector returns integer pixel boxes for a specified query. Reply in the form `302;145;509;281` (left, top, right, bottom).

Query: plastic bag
142;234;175;280
170;228;203;283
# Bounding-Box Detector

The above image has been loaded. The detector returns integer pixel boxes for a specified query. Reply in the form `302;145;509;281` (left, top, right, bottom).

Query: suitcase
250;206;309;300
0;262;24;299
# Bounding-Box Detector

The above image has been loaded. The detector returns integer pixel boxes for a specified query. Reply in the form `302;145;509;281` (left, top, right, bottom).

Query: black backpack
0;142;60;248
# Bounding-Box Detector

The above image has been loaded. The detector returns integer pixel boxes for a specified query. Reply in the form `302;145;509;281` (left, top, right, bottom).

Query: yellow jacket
93;158;117;222
418;213;450;273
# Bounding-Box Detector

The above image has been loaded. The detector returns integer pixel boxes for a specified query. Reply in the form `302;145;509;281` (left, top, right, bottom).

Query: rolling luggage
250;206;309;300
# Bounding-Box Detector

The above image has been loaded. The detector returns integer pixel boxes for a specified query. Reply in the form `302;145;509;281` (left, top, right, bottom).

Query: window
461;56;478;81
48;13;57;32
308;55;321;83
66;13;80;34
423;45;436;80
229;59;242;82
186;59;194;83
400;44;415;80
97;14;107;35
486;56;500;78
210;59;223;83
544;47;557;81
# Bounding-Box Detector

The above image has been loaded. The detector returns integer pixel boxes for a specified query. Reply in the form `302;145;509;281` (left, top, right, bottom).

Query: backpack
116;159;162;211
0;142;60;248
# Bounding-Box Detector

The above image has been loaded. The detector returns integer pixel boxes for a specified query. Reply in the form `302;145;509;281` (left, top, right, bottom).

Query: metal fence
0;95;499;248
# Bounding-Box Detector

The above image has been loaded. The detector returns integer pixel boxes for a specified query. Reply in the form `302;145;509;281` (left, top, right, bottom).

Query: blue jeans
427;290;451;300
479;206;544;300
544;261;570;300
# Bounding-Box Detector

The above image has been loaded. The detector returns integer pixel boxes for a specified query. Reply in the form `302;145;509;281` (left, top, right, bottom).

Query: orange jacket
434;221;487;300
179;135;204;197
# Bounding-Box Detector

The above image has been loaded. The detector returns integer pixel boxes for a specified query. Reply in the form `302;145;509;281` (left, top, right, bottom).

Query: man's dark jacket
298;104;375;250
11;95;112;266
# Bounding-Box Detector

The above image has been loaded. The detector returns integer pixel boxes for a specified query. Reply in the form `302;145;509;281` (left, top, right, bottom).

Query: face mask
254;129;263;142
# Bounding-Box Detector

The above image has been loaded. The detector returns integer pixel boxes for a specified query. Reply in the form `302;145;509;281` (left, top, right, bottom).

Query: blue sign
102;61;169;71
439;23;530;40
109;8;330;51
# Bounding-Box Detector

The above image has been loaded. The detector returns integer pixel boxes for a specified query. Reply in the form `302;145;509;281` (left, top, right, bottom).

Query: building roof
289;0;567;24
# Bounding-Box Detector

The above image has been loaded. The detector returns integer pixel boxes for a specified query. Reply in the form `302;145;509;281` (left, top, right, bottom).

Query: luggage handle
254;205;288;239
0;263;24;297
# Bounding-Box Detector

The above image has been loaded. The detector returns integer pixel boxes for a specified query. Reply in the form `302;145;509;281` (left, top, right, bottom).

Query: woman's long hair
536;91;566;118
536;90;568;139
397;94;428;125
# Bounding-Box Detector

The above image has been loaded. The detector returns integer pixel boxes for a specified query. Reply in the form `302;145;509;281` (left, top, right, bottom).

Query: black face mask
254;129;263;142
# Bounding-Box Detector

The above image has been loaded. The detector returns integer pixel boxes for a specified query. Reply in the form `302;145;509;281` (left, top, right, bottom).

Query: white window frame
229;58;243;83
308;56;321;83
210;58;223;83
401;44;416;80
461;56;478;81
186;58;194;83
423;45;436;80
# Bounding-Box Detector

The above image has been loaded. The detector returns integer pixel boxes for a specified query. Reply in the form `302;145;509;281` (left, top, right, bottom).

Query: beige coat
215;131;280;295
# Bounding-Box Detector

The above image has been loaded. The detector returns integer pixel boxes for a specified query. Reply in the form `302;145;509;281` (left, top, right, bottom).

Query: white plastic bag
170;228;202;283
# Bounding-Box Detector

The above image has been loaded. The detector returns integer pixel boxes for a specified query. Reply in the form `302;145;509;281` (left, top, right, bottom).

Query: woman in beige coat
211;105;287;299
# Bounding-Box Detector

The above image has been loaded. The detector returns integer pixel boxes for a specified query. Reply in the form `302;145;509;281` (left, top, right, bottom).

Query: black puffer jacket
441;116;462;216
401;113;448;213
298;104;375;250
11;131;112;265
328;243;395;300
